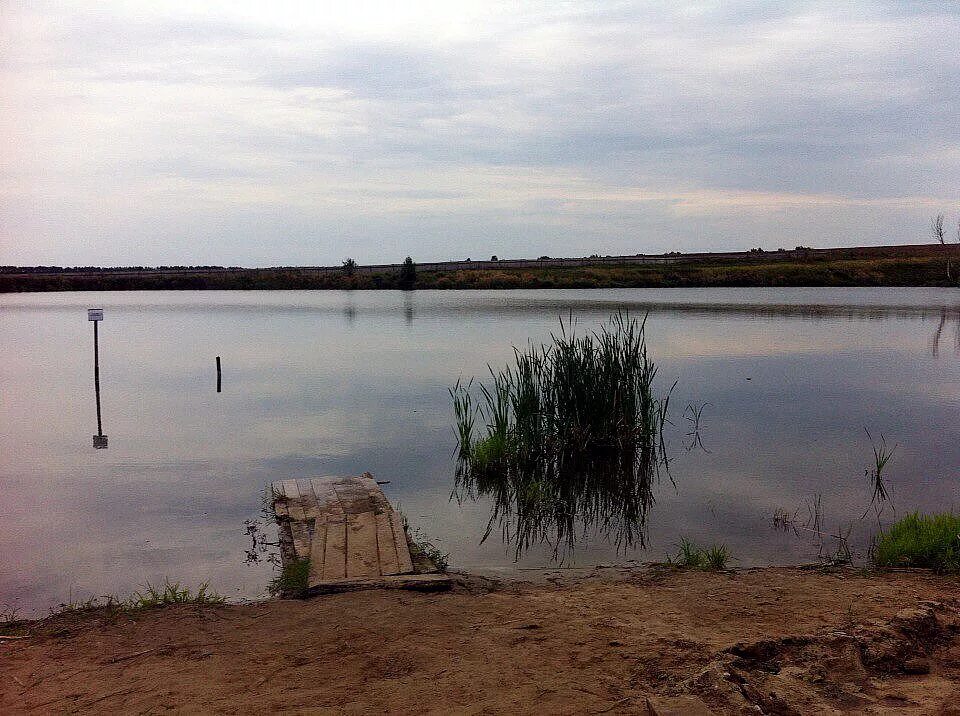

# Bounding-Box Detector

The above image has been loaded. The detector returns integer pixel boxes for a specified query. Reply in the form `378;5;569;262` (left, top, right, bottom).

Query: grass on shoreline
268;558;311;598
669;538;732;571
0;580;226;633
873;512;960;573
4;253;960;292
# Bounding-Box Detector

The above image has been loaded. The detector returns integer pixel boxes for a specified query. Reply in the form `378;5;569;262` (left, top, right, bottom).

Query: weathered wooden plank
345;512;380;578
285;480;307;522
297;478;320;520
322;519;348;581
375;511;401;575
271;482;290;517
290;521;311;560
272;474;420;584
307;518;328;586
284;479;301;500
310;478;341;515
357;474;380;495
361;478;391;513
304;573;453;596
388;511;415;574
333;481;373;515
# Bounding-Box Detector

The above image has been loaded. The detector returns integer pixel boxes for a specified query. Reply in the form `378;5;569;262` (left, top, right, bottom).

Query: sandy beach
3;566;959;714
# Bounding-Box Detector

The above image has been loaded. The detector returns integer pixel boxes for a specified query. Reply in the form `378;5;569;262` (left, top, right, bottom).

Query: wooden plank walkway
272;474;439;592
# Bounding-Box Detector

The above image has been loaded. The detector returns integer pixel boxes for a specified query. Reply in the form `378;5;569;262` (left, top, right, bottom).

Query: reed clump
452;313;672;559
873;512;960;573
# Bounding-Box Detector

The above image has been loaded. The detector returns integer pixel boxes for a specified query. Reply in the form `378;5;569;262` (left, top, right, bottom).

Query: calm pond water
2;288;959;614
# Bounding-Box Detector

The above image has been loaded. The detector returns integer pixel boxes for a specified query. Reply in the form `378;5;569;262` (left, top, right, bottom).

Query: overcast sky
1;1;958;266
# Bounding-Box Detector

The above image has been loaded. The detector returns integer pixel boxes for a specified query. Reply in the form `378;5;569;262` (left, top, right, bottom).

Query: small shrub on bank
873;512;960;573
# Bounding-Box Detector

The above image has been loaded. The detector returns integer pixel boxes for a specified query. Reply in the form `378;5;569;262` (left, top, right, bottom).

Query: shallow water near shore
2;287;959;614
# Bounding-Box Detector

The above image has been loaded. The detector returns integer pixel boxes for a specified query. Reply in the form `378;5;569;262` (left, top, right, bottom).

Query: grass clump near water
0;581;228;629
268;558;311;597
130;580;226;609
670;538;731;571
452;312;672;560
873;512;960;573
50;580;226;614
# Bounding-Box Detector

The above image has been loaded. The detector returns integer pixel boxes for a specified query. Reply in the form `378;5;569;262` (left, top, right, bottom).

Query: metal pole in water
216;355;222;393
94;320;103;435
88;308;107;448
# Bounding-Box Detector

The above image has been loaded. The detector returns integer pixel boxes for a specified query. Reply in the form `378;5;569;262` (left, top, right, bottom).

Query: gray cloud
1;1;959;265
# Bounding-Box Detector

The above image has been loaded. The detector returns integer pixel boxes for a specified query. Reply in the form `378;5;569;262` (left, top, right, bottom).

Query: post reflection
931;306;960;357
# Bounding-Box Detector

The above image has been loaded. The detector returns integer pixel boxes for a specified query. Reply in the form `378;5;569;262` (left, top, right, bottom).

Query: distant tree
491;255;498;261
342;258;357;276
931;212;957;282
933;213;945;244
399;256;416;290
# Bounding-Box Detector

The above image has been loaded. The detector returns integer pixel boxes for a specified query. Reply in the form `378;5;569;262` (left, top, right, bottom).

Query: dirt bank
3;566;960;714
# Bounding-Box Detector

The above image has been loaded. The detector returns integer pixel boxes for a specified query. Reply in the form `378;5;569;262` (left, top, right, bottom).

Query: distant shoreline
4;243;960;292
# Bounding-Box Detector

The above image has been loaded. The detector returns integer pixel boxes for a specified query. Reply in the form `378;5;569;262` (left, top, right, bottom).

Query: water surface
2;288;959;614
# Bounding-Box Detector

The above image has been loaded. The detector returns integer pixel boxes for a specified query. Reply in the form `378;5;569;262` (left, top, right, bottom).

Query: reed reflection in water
452;314;672;561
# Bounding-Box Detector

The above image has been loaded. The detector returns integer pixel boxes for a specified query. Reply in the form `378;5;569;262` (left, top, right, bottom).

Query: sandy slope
2;566;960;714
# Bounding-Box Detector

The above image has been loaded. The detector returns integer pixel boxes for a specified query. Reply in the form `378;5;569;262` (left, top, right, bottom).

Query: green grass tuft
704;544;731;571
129;580;226;609
27;581;227;622
675;538;705;568
873;512;960;573
268;558;311;597
671;538;731;571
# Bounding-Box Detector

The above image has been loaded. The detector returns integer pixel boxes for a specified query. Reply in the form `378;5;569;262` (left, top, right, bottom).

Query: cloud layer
2;1;959;265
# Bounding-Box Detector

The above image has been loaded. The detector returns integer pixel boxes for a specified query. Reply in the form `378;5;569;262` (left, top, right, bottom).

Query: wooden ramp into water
271;474;449;594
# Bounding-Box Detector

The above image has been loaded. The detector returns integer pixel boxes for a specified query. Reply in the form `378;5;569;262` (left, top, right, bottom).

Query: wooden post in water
216;356;222;393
